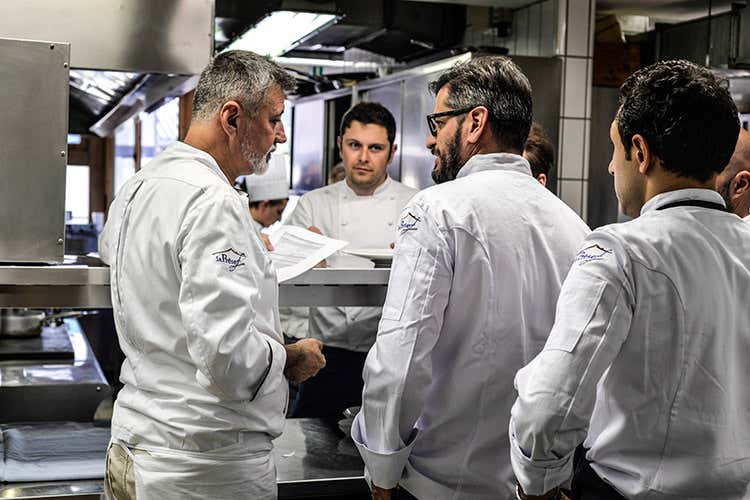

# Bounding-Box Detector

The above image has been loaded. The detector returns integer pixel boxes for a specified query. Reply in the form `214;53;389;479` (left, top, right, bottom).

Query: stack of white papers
268;226;348;283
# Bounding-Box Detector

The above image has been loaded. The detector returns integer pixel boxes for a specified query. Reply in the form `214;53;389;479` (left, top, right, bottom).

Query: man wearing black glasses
351;56;590;500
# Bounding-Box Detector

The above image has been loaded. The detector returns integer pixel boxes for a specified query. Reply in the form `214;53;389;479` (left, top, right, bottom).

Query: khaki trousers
105;442;146;500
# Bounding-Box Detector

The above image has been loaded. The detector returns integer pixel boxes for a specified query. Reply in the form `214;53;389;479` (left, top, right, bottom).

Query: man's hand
371;484;394;500
284;338;325;382
260;233;274;252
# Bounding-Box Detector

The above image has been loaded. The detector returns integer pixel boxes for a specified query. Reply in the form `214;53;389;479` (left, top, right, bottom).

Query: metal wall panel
292;100;325;193
401;73;439;189
0;0;214;74
513;56;562;194
587;86;620;229
0;38;69;262
362;83;404;180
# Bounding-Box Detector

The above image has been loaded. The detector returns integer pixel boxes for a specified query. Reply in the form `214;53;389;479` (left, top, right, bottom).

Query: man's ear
731;170;750;198
465;106;490;144
631;134;653;175
219;100;242;137
388;143;398;163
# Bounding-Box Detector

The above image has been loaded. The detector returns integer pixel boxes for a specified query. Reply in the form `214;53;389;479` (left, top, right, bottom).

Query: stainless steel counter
0;266;390;308
0;320;111;423
0;419;367;499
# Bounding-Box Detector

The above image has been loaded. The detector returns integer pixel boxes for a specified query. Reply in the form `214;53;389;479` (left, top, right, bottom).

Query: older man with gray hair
99;50;325;500
351;56;589;500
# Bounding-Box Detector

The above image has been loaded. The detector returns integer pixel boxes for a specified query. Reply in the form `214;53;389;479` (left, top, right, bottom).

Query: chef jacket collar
640;188;726;216
342;174;393;197
456;153;532;180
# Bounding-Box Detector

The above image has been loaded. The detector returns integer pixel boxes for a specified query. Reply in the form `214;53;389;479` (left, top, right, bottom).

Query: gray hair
192;50;296;122
429;56;532;152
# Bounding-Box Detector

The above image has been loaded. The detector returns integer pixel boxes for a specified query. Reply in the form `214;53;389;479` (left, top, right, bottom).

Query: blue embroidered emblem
574;244;613;265
212;248;246;272
398;212;421;233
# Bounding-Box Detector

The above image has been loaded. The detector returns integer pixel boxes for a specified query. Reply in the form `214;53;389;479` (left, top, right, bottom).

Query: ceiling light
222;11;338;57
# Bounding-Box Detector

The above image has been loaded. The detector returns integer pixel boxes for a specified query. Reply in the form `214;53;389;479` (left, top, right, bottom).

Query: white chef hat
246;154;290;202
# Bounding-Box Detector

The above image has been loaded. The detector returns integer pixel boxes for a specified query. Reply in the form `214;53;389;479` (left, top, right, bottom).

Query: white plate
342;248;394;261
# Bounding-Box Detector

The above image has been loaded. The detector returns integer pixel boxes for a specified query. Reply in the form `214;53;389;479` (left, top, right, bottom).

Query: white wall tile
559;179;584;214
528;3;542;56
560;119;586;179
566;0;593;57
563;57;589;118
581;180;589;222
583;119;591;179
585;56;593;118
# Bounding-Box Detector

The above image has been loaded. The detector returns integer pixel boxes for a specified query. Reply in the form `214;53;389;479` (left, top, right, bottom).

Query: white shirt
285;176;417;351
351;153;590;499
510;188;750;499
99;141;287;453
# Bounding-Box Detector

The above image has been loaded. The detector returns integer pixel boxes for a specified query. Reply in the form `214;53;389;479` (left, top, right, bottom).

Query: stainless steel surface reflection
0;480;102;499
0;319;111;423
0;419;366;498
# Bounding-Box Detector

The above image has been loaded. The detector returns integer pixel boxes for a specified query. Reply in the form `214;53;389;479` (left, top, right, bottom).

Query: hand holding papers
268;226;348;283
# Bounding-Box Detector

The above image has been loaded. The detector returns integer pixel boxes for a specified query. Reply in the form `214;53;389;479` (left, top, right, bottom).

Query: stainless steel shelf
0;266;390;308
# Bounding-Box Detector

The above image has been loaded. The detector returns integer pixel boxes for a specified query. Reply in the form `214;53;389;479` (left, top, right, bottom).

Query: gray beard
241;137;271;175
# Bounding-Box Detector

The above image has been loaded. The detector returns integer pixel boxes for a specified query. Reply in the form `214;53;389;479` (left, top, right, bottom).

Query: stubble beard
431;126;464;184
241;135;273;175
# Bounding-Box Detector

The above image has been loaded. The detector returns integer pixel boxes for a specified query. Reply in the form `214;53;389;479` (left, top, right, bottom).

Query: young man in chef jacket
284;102;418;420
510;60;750;500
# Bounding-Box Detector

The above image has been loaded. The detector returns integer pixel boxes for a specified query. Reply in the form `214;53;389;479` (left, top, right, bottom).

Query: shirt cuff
509;420;574;495
351;414;417;489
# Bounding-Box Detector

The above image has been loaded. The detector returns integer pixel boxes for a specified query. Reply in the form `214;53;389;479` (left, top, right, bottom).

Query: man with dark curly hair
510;60;750;500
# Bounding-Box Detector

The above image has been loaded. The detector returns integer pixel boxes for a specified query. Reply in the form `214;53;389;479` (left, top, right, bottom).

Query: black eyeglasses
426;107;476;137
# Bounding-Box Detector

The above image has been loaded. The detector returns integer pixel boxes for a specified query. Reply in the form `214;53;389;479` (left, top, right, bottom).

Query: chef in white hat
245;153;290;232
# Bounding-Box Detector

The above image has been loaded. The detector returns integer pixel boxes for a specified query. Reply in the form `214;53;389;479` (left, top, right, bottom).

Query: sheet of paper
268;226;349;283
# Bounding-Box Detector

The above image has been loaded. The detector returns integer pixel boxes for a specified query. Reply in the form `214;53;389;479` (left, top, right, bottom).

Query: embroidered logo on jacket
398;212;421;233
212;248;246;272
574;244;613;265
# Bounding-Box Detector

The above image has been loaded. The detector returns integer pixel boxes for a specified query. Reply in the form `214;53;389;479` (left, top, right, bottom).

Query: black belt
655;199;726;212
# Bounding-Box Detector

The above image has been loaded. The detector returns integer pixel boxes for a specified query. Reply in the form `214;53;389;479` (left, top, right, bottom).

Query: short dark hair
339;101;397;146
617;60;739;182
525;123;554;178
429;56;532;152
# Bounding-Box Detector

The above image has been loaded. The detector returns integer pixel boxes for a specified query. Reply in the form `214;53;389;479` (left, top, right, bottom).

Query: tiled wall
465;0;596;220
555;0;596;221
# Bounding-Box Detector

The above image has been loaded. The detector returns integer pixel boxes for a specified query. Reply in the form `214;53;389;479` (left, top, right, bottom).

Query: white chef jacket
351;153;590;500
284;176;417;351
99;141;288;456
510;188;750;499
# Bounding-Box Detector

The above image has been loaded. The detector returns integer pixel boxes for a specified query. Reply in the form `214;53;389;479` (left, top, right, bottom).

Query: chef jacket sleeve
351;199;454;489
176;186;286;402
509;229;635;494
